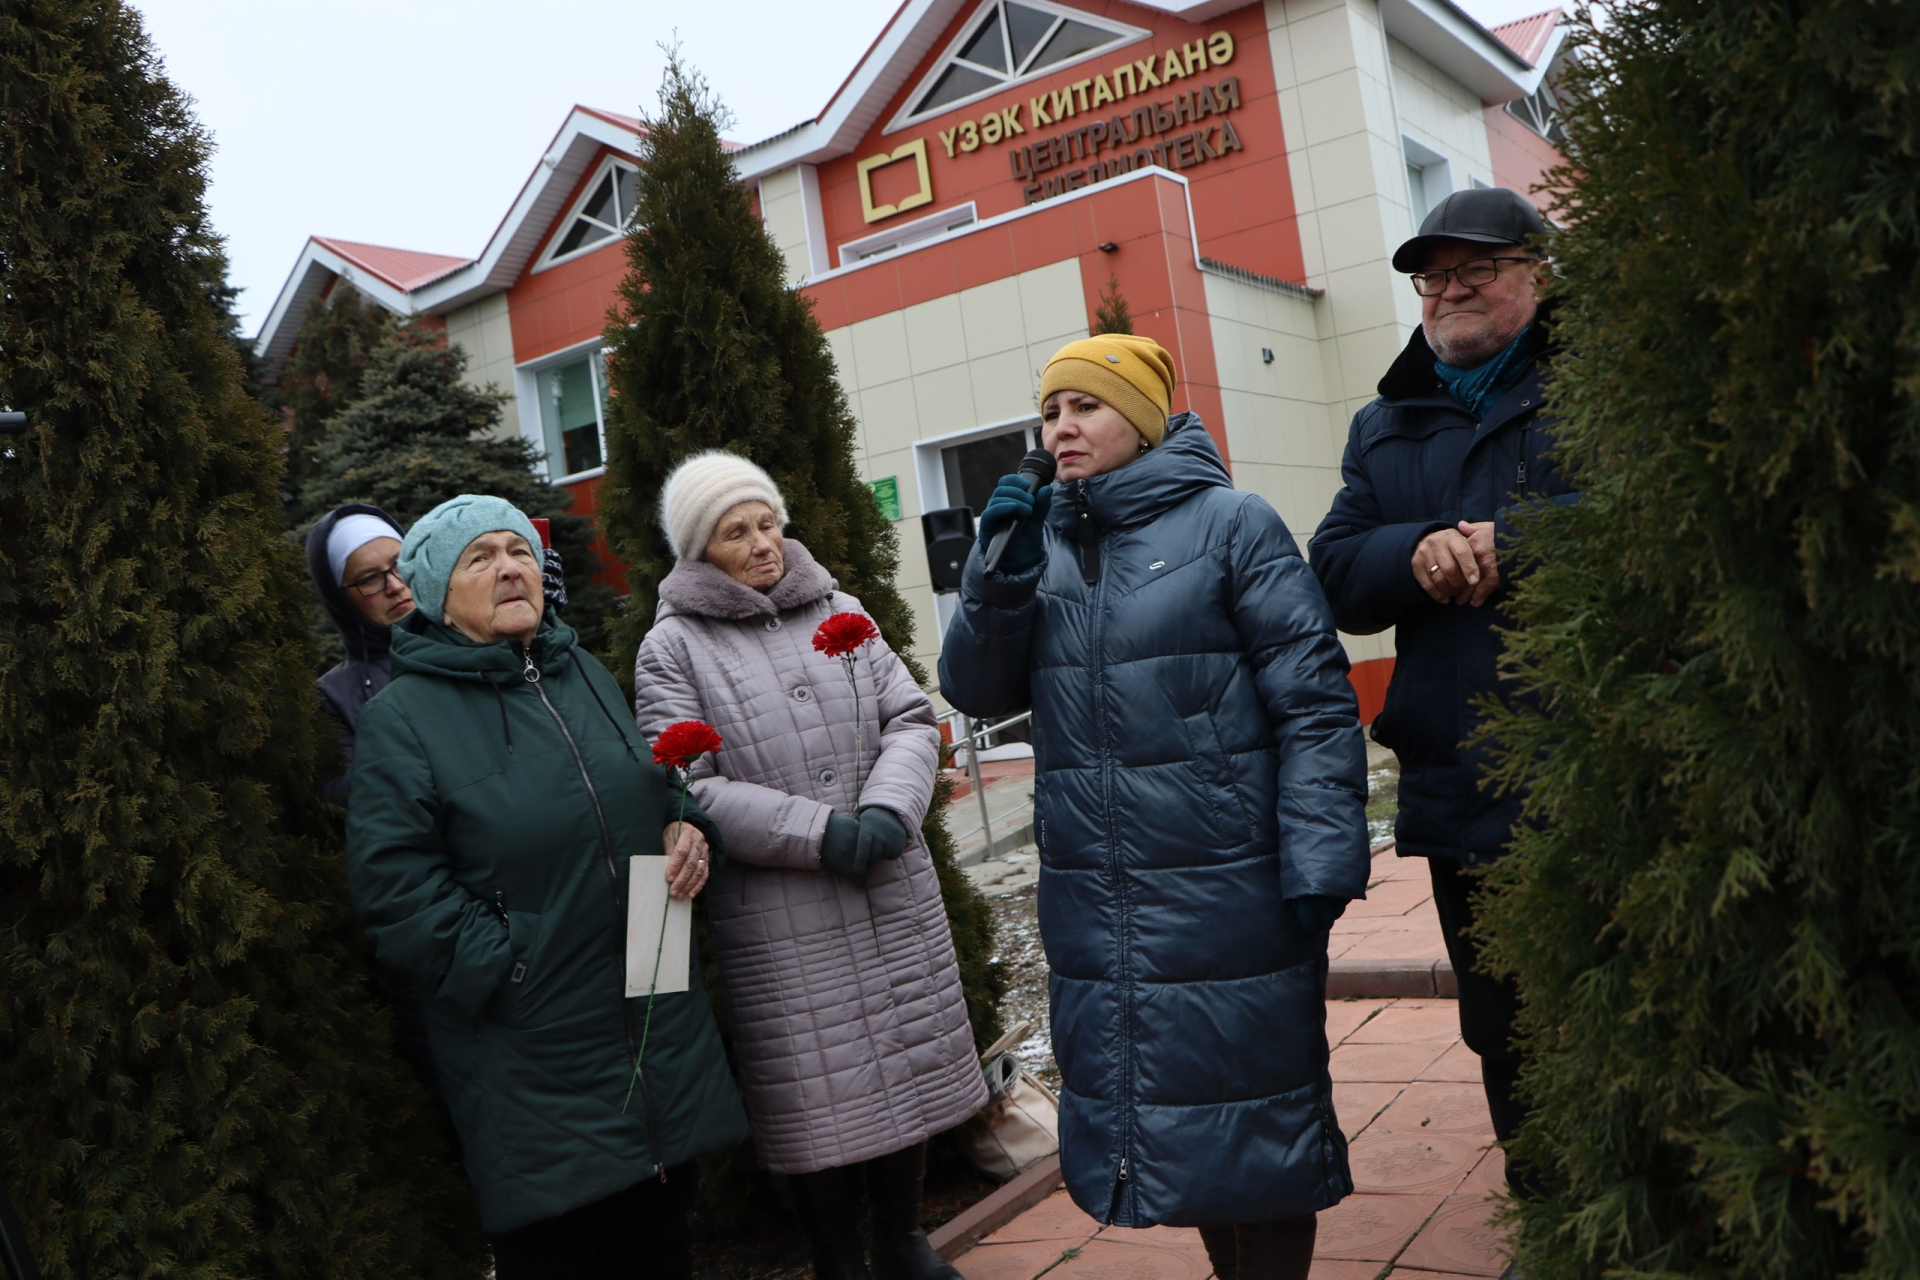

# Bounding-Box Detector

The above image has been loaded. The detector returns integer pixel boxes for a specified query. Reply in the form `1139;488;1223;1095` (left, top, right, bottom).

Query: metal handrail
933;706;1033;858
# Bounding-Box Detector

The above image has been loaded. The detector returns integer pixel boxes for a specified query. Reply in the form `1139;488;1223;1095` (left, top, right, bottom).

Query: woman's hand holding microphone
977;464;1055;576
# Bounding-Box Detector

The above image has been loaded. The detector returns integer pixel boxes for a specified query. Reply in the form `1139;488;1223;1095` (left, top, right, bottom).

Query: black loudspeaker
922;507;976;594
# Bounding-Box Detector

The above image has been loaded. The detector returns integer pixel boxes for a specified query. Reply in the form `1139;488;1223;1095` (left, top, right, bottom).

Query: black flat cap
1392;187;1549;272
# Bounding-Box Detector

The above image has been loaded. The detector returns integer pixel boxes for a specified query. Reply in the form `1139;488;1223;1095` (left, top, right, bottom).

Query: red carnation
813;611;880;659
651;720;724;769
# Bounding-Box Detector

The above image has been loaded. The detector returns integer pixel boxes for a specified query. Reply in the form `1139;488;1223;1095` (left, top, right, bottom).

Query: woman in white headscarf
304;502;414;799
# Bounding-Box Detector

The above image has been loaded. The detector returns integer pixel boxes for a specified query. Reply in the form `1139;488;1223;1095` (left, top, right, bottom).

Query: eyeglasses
1409;256;1540;297
345;564;404;597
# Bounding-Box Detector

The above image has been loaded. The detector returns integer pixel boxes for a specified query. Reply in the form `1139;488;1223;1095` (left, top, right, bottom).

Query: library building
253;0;1570;717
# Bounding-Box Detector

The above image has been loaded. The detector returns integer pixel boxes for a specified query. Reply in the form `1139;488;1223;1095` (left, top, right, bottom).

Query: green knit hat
398;494;543;622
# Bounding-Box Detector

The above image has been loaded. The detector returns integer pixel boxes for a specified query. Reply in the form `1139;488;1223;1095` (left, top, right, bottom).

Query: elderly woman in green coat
345;495;747;1280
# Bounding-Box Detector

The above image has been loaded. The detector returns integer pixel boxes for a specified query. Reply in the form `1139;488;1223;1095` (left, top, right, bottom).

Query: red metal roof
311;237;473;292
1489;8;1563;67
578;106;645;135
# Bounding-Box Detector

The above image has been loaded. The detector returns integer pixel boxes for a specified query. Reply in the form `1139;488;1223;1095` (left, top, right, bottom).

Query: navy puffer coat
1308;316;1574;865
939;414;1369;1228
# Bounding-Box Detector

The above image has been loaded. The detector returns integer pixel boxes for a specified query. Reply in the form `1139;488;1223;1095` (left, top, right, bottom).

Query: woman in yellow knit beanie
939;332;1369;1280
1037;333;1179;478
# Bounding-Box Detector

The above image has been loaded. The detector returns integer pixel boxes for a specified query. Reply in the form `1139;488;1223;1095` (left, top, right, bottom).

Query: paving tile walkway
951;998;1510;1280
1328;846;1445;969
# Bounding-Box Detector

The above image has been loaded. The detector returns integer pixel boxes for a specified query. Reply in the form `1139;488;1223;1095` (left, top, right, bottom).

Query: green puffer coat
345;610;747;1234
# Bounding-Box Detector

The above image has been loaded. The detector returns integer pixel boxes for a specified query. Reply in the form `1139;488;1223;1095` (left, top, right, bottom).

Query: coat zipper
1076;479;1102;585
520;650;667;1180
1516;423;1531;497
1086;522;1130;1223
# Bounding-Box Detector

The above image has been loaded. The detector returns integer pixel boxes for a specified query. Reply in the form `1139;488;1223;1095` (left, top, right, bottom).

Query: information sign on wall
867;476;903;521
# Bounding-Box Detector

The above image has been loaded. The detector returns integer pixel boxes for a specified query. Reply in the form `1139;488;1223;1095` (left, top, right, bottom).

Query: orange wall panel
1484;105;1565;214
815;0;1303;285
1348;656;1395;725
506;144;635;365
557;472;631;596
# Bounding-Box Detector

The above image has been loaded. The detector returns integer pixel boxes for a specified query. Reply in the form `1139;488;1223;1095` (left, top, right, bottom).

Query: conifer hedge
1481;0;1920;1273
597;57;1004;1063
0;5;485;1275
281;288;394;522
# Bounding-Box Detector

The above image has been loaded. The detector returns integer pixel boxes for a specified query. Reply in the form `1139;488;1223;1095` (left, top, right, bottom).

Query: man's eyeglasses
1409;256;1540;297
346;564;404;597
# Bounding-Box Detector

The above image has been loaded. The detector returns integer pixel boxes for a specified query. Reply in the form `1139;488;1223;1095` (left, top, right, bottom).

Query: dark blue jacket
1308;318;1573;865
939;415;1368;1228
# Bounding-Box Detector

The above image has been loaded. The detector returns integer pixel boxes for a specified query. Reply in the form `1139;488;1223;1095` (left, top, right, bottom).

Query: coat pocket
1180;712;1246;847
490;909;544;1029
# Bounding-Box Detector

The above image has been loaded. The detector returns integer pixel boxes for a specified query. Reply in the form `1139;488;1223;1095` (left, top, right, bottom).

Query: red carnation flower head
652;720;724;769
813;611;880;659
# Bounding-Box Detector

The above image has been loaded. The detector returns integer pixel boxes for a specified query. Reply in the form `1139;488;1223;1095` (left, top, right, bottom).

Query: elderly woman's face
443;530;544;646
1042;390;1145;482
706;501;785;591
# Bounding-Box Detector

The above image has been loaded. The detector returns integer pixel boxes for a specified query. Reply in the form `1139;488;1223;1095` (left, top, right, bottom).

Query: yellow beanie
1039;335;1178;448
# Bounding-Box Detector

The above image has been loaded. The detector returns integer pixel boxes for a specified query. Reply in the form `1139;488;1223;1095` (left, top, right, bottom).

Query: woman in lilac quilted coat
633;452;988;1280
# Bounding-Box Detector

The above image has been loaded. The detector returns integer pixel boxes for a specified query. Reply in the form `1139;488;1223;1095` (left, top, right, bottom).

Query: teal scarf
1434;325;1536;420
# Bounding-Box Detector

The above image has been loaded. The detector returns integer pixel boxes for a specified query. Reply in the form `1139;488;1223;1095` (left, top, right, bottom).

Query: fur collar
657;539;836;620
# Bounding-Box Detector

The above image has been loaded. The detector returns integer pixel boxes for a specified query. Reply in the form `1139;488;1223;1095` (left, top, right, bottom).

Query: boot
865;1141;962;1280
1230;1215;1317;1280
1196;1224;1238;1280
790;1165;871;1280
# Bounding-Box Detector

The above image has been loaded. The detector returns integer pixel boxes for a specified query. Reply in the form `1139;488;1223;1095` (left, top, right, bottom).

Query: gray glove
820;813;871;885
857;806;908;864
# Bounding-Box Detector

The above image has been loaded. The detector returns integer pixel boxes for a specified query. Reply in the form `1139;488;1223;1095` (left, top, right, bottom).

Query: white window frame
535;154;640;273
514;337;613;483
838;202;978;267
886;0;1150;134
1402;136;1452;226
1505;81;1565;145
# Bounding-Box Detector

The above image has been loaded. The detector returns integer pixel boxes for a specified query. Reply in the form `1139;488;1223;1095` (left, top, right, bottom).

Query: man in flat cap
1310;187;1572;1208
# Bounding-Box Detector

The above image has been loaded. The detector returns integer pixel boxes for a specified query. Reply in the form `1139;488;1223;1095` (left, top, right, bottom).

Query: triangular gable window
540;156;640;269
895;0;1146;128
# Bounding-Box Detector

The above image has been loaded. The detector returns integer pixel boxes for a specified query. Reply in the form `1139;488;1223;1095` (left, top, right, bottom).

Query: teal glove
1290;895;1347;935
857;806;909;864
820;813;871;885
976;475;1054;575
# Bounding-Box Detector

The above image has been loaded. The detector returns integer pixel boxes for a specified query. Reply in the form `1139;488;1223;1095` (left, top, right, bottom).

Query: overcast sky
129;0;1555;337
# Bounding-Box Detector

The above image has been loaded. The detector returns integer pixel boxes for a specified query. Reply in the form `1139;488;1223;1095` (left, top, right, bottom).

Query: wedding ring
1428;564;1441;575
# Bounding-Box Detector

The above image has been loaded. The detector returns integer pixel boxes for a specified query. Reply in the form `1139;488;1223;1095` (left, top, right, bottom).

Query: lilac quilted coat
633;541;988;1175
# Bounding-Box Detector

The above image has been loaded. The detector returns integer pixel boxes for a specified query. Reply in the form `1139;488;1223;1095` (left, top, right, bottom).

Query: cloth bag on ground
959;1024;1060;1182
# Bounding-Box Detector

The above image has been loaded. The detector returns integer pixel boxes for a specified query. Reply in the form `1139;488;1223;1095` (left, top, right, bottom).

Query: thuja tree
301;322;619;650
598;58;1005;1050
281;286;393;521
1478;0;1920;1274
1090;275;1134;336
0;4;485;1276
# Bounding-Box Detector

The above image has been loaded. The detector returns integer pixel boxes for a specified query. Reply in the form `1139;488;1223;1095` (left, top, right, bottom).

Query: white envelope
626;855;691;996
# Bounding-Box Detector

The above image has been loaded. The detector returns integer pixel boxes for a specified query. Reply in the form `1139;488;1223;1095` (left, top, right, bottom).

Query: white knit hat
659;451;790;562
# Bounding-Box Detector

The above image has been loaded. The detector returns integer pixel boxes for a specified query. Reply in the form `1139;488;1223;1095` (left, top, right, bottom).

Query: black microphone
982;448;1058;573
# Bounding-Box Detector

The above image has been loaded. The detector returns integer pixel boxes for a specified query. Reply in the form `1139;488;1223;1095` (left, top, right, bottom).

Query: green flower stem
624;768;685;1114
846;652;882;951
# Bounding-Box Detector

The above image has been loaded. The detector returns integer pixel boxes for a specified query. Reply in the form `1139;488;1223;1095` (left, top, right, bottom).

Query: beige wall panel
902;295;969;375
1389;38;1495;186
958;278;1027;357
758;166;812;289
848;312;911;390
444;293;520;442
858;378;922;459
